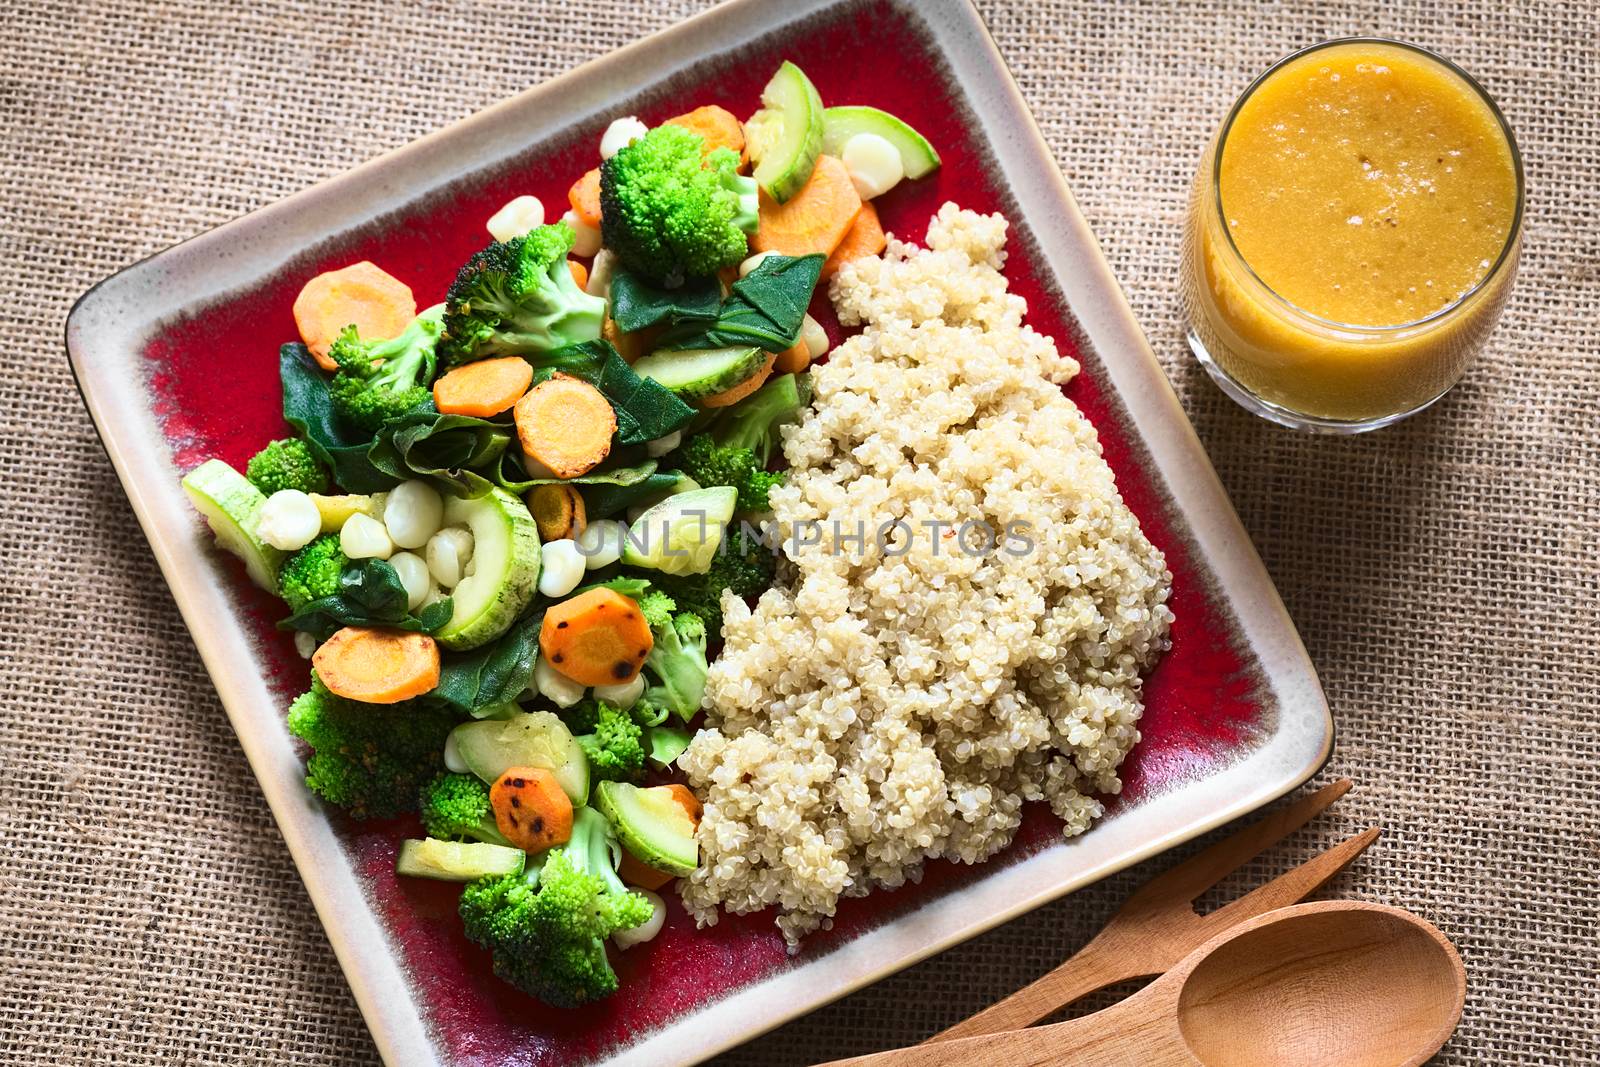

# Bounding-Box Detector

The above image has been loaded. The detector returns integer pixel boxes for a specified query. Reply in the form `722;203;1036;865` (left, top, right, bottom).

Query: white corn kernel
563;209;602;257
256;490;323;552
384;479;444;549
538;539;587;598
388;551;433;612
644;430;682;458
294;632;317;660
576;519;626;570
800;313;829;360
738;250;777;278
841;132;905;199
600;116;649;160
535;655;587;708
487;195;545;242
426;526;473;589
613;890;666;949
587;248;617;298
593;673;646;710
340;512;394;560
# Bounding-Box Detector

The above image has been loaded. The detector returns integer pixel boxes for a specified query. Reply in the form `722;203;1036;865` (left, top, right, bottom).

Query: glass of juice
1182;38;1524;432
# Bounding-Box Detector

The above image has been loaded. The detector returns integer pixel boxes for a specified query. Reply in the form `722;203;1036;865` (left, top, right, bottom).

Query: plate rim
65;0;1332;1063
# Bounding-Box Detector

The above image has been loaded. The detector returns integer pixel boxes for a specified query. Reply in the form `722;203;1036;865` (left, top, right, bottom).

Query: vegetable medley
179;61;938;1008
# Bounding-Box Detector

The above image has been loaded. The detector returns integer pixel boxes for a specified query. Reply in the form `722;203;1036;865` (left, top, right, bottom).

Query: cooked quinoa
677;204;1174;946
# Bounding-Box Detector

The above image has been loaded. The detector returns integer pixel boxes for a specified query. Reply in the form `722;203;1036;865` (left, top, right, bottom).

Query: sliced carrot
490;767;573;853
431;356;533;418
568;168;602;229
618;849;676;891
540;588;654;687
773;339;810;375
313;627;440;705
514;373;616;479
292;262;417;371
699;350;776;409
665;105;747;164
751;155;863;260
527;483;586;541
820;201;887;281
568;259;589;290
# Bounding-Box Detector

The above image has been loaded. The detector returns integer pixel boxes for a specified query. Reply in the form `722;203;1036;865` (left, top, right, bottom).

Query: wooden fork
927;778;1378;1043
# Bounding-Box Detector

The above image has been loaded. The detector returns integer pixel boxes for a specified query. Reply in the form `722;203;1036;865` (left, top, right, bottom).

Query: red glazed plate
67;0;1331;1064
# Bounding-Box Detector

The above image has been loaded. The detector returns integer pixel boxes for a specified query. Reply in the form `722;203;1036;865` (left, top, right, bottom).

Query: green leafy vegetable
281;558;452;640
369;410;514;498
491;456;661;498
280;344;399;493
660;254;824;353
581;471;692;520
608;270;722;333
429;613;541;716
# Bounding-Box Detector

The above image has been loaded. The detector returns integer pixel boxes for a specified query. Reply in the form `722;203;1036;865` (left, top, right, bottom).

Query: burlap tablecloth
2;0;1594;1062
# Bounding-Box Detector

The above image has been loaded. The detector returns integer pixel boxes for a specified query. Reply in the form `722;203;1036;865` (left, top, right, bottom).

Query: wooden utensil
819;900;1466;1067
931;778;1376;1043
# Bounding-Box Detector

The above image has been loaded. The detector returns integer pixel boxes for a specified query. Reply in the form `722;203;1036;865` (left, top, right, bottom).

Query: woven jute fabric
1;0;1594;1062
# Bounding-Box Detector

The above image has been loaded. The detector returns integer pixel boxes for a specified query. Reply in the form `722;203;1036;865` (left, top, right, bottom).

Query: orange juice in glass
1183;38;1524;431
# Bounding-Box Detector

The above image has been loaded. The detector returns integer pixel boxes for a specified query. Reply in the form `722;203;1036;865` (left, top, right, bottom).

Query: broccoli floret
246;437;328;496
278;534;347;611
672;376;803;511
328;305;445;433
709;372;806;465
286;676;457;820
558;697;604;736
439;223;606;367
458;806;652;1007
635;589;677;632
654;525;778;636
600;124;759;287
640;612;709;721
419;772;511;847
575;701;646;783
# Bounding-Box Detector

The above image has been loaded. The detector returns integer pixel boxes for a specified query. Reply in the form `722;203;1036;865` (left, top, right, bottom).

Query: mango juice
1184;40;1521;427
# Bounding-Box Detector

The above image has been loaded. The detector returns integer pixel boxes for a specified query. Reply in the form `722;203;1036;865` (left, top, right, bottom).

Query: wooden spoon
816;900;1466;1067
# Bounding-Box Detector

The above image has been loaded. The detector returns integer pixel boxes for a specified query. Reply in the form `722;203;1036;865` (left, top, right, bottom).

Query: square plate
66;0;1331;1063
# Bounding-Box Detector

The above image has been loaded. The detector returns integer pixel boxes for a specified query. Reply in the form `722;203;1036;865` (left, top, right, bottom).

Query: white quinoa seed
677;205;1174;948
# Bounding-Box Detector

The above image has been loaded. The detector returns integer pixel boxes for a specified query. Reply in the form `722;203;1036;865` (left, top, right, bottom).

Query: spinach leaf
533;340;696;446
660;254;824;353
369;410;513;498
430;613;540;715
279;344;399;493
280;558;452;640
580;471;686;519
609;270;722;333
492;455;662;497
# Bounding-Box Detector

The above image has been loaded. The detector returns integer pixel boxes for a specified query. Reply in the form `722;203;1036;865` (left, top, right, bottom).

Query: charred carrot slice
527;483;586;541
490;767;573;852
540;588;654;687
